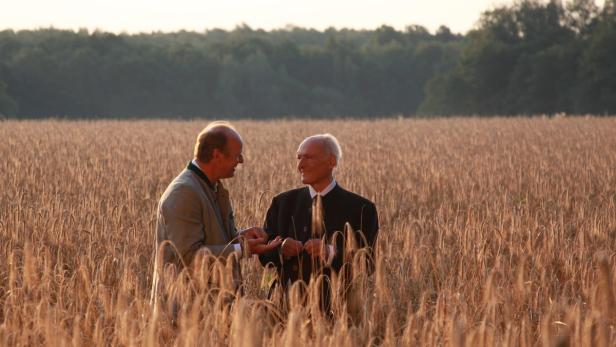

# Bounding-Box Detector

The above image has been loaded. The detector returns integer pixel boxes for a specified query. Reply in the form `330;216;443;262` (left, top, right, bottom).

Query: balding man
152;121;281;304
259;134;379;306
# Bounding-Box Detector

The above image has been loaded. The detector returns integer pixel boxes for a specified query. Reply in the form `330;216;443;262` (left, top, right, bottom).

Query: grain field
1;117;616;346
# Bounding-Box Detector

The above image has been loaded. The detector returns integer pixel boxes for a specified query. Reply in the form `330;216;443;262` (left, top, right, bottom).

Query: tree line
0;0;615;118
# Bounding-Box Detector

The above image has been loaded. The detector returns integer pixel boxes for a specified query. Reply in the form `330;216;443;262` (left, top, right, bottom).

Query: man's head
194;121;244;180
296;134;342;190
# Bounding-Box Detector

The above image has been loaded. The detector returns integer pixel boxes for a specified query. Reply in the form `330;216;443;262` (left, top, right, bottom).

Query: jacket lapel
291;188;313;242
216;183;234;241
187;168;230;242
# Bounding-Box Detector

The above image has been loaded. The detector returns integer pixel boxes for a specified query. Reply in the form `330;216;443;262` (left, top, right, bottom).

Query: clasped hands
280;237;330;261
239;227;282;255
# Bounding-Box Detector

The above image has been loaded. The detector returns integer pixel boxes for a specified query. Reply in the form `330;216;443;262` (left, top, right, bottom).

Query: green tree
0;80;18;116
578;19;616;113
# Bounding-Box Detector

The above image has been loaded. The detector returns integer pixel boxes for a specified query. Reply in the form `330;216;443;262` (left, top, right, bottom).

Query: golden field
1;117;616;346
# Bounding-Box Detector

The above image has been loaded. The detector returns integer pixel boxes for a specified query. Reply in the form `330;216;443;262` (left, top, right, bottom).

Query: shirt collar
308;179;337;199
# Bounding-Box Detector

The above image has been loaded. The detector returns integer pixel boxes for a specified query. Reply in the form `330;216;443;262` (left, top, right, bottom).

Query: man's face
296;139;335;186
217;136;244;179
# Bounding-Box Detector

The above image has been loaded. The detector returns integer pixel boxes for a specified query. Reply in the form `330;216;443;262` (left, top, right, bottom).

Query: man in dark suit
259;134;379;311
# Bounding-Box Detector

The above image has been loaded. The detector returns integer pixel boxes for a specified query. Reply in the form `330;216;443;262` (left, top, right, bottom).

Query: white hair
299;133;342;164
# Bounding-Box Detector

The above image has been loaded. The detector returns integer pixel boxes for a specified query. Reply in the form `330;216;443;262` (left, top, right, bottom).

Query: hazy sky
0;0;608;35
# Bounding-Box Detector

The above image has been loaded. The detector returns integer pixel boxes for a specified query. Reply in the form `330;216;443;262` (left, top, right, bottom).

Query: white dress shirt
308;179;337;199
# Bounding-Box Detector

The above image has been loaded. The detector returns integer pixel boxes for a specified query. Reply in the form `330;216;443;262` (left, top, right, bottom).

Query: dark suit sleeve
259;197;282;268
331;201;379;272
362;202;379;272
362;202;379;249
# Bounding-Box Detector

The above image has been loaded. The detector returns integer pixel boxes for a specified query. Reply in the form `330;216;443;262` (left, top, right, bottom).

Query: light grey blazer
151;168;239;303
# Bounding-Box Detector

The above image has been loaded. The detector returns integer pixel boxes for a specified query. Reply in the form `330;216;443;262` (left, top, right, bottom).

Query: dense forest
0;0;615;118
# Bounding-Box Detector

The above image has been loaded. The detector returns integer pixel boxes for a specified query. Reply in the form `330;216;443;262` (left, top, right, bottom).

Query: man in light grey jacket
151;121;281;304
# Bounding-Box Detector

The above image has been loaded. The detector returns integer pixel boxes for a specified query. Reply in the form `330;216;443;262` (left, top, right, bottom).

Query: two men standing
151;121;379;312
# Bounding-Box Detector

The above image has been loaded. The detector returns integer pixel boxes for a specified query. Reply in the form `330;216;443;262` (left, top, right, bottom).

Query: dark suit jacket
259;184;378;286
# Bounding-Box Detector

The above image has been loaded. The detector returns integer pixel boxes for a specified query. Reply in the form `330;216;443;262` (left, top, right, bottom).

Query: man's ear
329;154;337;168
212;148;223;160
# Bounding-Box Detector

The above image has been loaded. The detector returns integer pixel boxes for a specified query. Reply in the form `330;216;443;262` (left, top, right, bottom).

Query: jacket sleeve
331;201;379;272
362;202;379;249
159;184;235;265
259;197;282;268
228;209;239;243
363;202;379;272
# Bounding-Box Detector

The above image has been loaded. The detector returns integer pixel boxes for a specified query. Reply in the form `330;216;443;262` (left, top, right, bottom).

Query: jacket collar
187;160;216;191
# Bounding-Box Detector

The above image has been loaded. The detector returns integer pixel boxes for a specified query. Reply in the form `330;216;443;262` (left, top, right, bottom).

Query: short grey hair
299;133;342;164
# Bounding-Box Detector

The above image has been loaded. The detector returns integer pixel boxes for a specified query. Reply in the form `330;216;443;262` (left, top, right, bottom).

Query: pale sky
0;0;608;35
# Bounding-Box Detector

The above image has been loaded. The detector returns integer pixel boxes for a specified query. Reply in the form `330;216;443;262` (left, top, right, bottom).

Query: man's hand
303;238;328;261
281;237;304;257
246;236;283;255
240;227;269;241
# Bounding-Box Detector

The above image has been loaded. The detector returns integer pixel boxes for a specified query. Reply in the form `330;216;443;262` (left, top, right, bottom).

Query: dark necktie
311;194;324;238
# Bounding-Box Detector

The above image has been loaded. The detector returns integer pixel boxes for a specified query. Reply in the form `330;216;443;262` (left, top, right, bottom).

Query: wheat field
1;117;616;346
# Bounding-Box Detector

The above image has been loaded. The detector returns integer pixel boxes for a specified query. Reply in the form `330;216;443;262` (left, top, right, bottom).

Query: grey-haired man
259;134;379;310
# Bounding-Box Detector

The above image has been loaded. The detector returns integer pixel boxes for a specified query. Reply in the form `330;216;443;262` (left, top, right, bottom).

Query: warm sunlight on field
1;117;616;346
